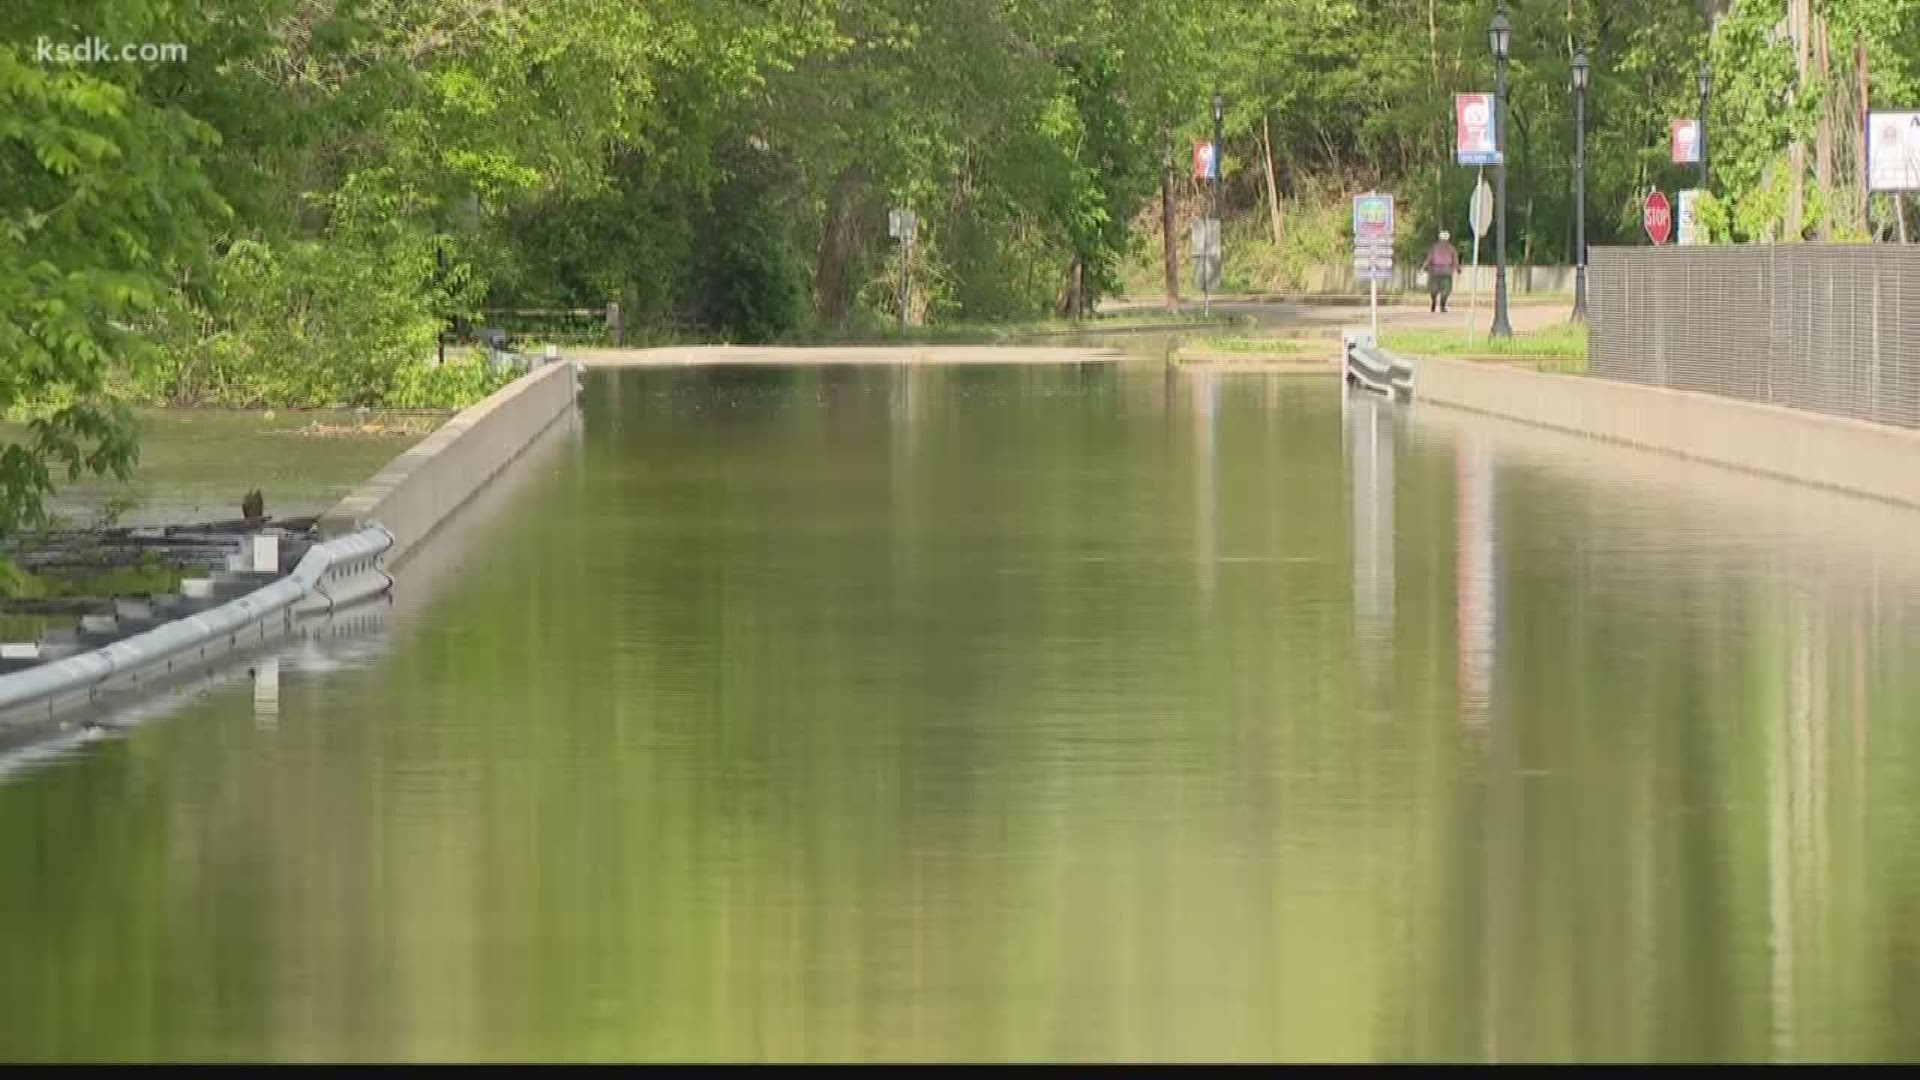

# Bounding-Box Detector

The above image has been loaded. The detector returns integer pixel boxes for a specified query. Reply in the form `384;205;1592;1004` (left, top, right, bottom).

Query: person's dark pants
1429;272;1454;312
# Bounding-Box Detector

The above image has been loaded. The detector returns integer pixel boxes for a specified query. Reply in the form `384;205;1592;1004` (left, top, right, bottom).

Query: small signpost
1467;174;1493;347
1455;96;1498;347
1352;192;1394;340
889;208;916;332
1644;189;1673;246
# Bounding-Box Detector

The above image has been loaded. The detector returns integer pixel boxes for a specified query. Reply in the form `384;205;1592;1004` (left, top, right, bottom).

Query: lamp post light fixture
1572;50;1589;322
1489;2;1513;338
1696;62;1711;189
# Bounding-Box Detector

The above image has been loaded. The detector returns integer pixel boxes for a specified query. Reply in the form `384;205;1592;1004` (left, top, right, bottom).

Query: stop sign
1644;190;1673;245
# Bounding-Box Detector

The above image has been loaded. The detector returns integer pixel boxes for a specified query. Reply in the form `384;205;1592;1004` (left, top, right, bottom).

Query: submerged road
2;362;1917;1061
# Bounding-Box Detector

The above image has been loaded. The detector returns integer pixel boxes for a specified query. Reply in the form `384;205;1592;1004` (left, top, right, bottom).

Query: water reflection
2;370;1920;1061
252;657;280;728
1345;389;1395;703
1455;436;1497;728
1191;369;1218;604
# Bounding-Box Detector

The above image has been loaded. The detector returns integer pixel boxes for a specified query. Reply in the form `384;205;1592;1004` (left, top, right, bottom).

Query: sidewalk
1097;294;1573;334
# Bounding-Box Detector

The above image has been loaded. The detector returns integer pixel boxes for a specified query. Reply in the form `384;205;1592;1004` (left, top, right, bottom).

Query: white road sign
1868;111;1920;192
1469;177;1493;239
1677;188;1702;245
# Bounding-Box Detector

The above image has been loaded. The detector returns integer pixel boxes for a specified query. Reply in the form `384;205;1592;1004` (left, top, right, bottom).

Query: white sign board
1352;247;1393;283
1190;217;1221;257
1868;111;1920;192
888;208;917;240
1677;188;1702;245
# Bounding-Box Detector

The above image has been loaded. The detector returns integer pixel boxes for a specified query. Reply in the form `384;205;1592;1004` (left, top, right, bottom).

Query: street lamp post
1696;63;1711;190
1572;51;1589;322
1490;3;1513;338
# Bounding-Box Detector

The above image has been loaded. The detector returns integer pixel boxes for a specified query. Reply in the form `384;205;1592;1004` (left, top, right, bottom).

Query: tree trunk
1261;114;1283;250
1161;126;1180;310
814;165;869;326
1788;0;1808;239
1058;257;1085;319
1815;14;1833;240
1857;37;1871;233
1898;194;1911;243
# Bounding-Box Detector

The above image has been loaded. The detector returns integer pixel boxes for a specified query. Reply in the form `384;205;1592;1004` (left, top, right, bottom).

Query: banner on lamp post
1192;141;1218;181
1671;119;1701;165
1454;94;1501;165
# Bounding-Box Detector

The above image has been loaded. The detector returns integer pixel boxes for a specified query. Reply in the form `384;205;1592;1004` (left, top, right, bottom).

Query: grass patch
1189;336;1312;355
1;561;187;602
1380;322;1587;371
1;407;437;530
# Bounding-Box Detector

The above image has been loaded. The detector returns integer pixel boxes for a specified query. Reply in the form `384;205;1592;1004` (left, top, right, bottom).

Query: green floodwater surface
3;364;1920;1062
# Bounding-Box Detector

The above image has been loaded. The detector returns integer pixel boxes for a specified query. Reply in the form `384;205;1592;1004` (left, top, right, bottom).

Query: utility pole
1490;2;1513;338
1572;51;1589;321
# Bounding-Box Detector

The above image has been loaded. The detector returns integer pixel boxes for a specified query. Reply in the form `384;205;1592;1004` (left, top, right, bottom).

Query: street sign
888;208;916;240
1190;217;1221;257
1455;94;1502;165
1352;192;1393;245
1192;141;1218;181
1191;217;1221;293
1867;111;1920;192
1469;177;1493;239
1677;188;1702;245
1352;236;1393;283
1644;189;1672;245
1671;119;1700;166
1352;192;1394;288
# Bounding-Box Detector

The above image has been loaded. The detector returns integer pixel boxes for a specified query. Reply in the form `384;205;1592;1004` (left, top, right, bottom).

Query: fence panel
1590;245;1920;428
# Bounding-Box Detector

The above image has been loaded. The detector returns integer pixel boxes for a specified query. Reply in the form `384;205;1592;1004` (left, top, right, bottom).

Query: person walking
1422;230;1460;314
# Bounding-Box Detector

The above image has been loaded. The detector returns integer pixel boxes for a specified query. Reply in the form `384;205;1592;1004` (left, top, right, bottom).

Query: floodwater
3;364;1920;1062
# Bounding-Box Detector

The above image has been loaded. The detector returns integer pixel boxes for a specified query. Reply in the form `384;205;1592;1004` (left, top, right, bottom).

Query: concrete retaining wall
1413;356;1920;510
320;359;580;565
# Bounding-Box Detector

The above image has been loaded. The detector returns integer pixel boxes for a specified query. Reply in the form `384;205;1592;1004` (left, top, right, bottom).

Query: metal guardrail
1344;335;1415;400
0;524;395;725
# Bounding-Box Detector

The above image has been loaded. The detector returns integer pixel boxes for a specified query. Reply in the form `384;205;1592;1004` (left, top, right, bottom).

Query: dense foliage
5;0;1920;535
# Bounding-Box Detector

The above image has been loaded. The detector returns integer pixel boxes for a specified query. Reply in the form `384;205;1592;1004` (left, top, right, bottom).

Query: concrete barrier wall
320;360;580;565
1413;356;1920;510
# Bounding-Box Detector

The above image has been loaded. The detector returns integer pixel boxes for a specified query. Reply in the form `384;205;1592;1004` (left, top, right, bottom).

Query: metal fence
1590;245;1920;427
